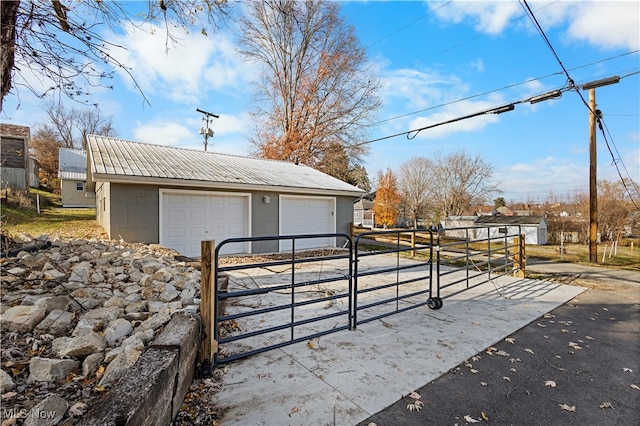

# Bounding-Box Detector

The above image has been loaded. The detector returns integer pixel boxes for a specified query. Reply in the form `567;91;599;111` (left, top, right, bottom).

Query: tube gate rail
204;226;525;368
353;229;436;325
212;233;353;366
435;225;525;300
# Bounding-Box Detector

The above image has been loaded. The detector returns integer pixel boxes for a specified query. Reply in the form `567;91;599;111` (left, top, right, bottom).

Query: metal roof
475;215;546;225
86;135;365;196
58;148;87;180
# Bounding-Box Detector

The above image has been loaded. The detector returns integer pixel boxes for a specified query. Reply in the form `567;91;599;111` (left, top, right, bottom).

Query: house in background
475;215;548;245
353;198;374;229
0;123;39;189
58;148;95;207
441;216;479;239
86;135;364;257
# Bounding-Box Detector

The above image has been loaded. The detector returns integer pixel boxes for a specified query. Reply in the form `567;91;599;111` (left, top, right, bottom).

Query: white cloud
431;1;521;34
431;1;639;50
133;120;197;146
495;156;588;200
107;22;254;104
564;2;640;50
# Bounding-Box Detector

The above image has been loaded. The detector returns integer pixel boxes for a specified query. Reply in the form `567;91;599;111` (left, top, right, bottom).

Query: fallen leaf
95;365;105;379
602;307;608;311
545;380;557;388
464;414;480;423
544;313;555;319
559;404;576;412
289;406;301;417
510;368;517;373
407;400;424;412
503;376;511;381
480;382;488;386
408;391;421;400
561;329;569;333
623;368;633;373
470;369;478;374
599;402;614;409
495;350;510;357
367;423;378;426
568;342;582;350
1;392;17;400
472;356;480;362
585;336;594;341
631;384;640;391
94;386;106;392
481;411;489;421
524;348;534;355
505;337;515;344
69;402;87;417
537;323;546;328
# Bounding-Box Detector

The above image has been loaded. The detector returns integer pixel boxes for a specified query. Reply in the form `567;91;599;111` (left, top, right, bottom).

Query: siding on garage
250;191;280;253
96;183;357;255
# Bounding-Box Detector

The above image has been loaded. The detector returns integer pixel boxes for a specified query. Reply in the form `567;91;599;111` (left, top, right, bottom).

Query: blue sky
3;1;639;203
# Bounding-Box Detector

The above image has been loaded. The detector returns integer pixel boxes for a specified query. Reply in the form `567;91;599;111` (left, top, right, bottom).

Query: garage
279;195;336;251
160;189;250;257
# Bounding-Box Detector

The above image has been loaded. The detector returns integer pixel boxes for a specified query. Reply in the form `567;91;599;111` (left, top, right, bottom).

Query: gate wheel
427;298;439;310
435;297;443;309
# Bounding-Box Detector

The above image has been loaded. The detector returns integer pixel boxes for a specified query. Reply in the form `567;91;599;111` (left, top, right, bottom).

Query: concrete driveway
212;254;586;426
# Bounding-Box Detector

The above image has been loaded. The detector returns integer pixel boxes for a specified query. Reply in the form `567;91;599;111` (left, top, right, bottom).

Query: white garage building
86;135;364;257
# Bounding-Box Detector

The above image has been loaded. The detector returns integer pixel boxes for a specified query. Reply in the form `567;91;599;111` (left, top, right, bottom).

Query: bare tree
597;179;635;241
398;157;433;229
428;151;499;218
373;169;401;229
237;0;380;178
1;0;231;111
40;102;116;150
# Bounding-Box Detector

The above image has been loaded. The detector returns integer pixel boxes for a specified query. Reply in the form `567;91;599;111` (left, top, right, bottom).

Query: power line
356;70;639;149
369;53;638;127
520;0;639;207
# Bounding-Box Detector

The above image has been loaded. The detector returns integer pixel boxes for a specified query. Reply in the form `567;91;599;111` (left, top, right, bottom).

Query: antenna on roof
196;108;219;151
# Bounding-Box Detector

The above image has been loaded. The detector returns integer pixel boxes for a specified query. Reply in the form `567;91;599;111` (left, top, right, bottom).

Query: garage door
160;190;250;257
280;196;336;251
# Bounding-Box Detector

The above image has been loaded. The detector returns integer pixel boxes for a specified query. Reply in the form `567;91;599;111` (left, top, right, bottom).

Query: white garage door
280;196;336;251
160;190;250;257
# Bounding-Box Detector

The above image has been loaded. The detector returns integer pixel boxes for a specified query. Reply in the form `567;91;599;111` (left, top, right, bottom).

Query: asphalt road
358;262;640;426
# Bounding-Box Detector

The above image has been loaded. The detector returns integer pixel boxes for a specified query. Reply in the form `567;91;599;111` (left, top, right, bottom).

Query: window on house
76;182;85;191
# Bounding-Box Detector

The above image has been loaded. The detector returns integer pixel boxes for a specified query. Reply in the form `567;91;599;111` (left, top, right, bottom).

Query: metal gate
206;225;524;367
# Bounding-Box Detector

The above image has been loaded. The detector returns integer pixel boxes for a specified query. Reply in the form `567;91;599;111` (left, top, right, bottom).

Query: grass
1;189;107;240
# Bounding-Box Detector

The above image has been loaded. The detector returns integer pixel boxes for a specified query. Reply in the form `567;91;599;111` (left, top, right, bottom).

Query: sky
2;0;639;203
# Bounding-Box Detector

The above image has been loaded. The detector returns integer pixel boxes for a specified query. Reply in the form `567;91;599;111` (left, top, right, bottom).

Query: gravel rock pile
0;235;203;425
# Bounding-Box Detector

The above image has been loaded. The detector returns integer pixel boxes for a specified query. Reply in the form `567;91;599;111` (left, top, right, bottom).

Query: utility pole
196;108;219;151
588;89;598;263
581;76;620;263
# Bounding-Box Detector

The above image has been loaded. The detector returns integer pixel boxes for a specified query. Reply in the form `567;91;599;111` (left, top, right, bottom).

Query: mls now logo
2;407;27;419
2;408;57;420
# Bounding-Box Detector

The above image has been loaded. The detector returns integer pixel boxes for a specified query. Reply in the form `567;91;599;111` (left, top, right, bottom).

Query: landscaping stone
24;395;68;426
0;368;15;391
103;318;133;344
35;309;75;336
0;235;202;424
1;305;46;332
28;357;80;383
